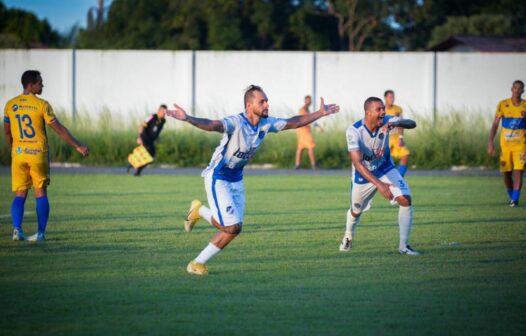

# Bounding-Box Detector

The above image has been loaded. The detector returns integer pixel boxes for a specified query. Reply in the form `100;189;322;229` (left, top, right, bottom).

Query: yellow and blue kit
495;98;526;172
3;93;56;191
385;104;410;160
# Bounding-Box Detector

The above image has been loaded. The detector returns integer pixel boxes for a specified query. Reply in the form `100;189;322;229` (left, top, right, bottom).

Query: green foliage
0;1;63;48
0;174;525;335
0;111;499;169
428;14;514;47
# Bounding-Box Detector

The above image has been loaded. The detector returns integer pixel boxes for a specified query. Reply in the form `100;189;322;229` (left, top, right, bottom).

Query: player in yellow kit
384;90;410;176
3;70;89;241
488;80;526;207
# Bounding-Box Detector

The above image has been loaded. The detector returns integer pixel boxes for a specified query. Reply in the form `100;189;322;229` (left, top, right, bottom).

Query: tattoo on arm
186;116;224;133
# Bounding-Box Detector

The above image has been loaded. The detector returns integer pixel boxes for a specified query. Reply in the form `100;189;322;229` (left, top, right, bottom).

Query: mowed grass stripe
0;174;524;335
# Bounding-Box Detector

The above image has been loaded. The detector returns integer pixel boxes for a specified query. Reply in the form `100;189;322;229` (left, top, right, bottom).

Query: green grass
0;174;525;335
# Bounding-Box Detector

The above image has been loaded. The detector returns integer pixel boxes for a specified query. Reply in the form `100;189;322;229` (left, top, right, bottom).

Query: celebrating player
384;90;410;177
168;85;339;275
3;70;89;241
340;96;419;255
487;80;526;207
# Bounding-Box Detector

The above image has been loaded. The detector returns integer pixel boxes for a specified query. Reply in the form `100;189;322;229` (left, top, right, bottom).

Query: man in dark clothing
128;104;167;176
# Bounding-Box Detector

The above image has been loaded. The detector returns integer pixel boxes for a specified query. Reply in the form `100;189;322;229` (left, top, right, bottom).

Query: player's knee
397;195;411;207
223;223;242;235
350;209;361;217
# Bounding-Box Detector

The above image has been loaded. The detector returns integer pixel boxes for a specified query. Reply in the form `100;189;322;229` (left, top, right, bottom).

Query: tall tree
0;2;63;48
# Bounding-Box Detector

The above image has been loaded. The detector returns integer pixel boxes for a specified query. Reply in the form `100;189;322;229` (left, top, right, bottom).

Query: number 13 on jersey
15;114;36;138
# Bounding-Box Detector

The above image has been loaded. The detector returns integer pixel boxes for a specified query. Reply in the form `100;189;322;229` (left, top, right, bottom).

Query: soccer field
0;174;525;335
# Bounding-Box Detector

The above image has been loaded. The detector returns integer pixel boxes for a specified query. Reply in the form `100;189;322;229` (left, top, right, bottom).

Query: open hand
167;103;188;121
319;97;340;116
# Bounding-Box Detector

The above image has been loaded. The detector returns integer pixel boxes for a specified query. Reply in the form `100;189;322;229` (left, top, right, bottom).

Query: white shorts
204;176;245;226
350;168;411;214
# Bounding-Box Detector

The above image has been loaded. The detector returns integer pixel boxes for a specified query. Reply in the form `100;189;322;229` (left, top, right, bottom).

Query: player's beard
257;109;269;119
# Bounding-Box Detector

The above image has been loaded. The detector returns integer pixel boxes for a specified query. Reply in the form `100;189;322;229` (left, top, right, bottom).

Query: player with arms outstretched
488;80;526;207
3;70;89;241
168;85;339;275
340;96;419;255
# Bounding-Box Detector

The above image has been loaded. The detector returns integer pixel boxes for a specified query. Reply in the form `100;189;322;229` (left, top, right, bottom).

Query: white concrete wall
0;49;72;112
194;51;313;118
75;50;193;119
316;52;434;119
1;49;525;124
436;53;526;113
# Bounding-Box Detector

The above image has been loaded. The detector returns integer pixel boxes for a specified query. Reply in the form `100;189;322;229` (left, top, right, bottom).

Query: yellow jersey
3;93;56;157
496;98;526;150
385;104;403;137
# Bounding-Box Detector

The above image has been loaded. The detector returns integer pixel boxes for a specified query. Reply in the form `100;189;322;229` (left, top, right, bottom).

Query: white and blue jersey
202;113;287;226
346;116;399;184
202;113;287;181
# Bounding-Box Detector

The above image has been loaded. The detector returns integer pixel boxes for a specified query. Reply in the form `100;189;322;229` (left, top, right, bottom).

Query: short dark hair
384;90;394;97
244;84;264;107
159;104;168;109
364;97;383;112
21;70;41;88
513;80;524;90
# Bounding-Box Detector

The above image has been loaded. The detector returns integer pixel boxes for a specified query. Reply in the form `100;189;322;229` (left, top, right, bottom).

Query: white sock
345;209;360;240
199;205;213;224
399;205;413;249
195;243;221;264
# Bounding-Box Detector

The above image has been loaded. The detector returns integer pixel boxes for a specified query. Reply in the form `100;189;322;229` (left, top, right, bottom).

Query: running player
3;70;89;241
384;90;410;177
340;96;419;255
488;80;526;207
167;85;340;275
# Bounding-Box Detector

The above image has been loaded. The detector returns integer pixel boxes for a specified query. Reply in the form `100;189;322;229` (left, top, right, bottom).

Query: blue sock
36;196;50;233
511;190;520;203
507;188;513;199
399;165;408;177
11;196;26;230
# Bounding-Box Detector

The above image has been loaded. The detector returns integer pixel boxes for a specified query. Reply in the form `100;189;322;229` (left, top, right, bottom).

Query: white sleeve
268;117;287;133
346;127;360;152
222;115;239;134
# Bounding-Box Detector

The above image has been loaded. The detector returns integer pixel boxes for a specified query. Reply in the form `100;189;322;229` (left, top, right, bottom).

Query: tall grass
0;111;498;169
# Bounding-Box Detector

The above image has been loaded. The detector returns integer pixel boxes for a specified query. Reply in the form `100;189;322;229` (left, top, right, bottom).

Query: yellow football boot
184;199;202;232
187;260;209;275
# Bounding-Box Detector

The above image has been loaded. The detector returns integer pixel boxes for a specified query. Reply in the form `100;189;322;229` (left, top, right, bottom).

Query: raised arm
167;103;224;133
349;150;394;201
283;97;339;130
48;119;89;156
487;115;501;156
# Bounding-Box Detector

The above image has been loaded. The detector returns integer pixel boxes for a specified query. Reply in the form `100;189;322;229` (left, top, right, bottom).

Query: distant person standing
128;104;167;176
3;70;89;241
488;80;526;207
384;90;410;177
295;95;323;169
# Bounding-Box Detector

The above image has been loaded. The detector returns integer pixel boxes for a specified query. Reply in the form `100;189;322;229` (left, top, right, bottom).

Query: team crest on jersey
379;133;384;140
258;131;265;139
16;147;22;154
501;161;506;167
12;104;18;112
522;110;526;117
